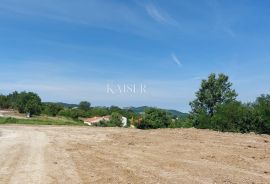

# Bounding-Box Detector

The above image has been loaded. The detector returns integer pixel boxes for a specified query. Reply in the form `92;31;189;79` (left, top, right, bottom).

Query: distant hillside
43;103;189;117
44;102;79;109
125;106;189;118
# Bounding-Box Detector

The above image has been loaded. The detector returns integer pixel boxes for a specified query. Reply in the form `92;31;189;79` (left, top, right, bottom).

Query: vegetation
42;103;64;117
168;117;193;128
136;108;170;129
79;101;91;111
0;117;84;126
0;91;42;116
127;106;188;118
190;73;270;134
93;112;125;127
1;73;270;134
190;73;237;118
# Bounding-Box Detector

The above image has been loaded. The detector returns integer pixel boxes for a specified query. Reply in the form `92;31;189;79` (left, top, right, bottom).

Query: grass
0;116;86;126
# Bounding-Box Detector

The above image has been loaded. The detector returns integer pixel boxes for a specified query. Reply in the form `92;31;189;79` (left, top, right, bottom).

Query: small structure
121;116;128;127
26;112;31;118
84;115;128;127
84;116;111;126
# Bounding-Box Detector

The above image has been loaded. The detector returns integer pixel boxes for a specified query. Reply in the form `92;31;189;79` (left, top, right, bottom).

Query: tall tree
79;101;91;111
0;95;9;109
190;73;237;117
254;94;270;133
17;92;42;116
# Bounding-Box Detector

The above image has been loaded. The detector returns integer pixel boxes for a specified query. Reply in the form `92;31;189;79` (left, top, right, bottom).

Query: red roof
84;116;111;123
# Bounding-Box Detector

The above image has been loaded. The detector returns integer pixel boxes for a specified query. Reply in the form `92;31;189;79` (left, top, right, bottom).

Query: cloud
171;53;182;67
205;0;237;37
144;3;179;26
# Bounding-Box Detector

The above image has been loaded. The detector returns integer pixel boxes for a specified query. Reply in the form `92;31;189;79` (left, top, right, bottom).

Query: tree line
0;92;137;126
189;73;270;134
1;73;269;134
136;73;270;134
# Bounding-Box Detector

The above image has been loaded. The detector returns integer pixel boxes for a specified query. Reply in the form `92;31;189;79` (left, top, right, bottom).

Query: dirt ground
0;125;269;184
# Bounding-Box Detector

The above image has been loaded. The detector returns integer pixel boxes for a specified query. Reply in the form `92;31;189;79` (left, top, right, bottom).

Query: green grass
0;116;86;126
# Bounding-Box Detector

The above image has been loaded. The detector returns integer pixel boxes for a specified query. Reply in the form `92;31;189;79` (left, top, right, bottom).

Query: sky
0;0;270;112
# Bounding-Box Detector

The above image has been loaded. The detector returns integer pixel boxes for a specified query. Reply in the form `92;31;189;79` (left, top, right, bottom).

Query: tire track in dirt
0;128;48;184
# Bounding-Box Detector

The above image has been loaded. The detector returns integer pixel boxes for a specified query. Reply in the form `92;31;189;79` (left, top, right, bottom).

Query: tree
42;103;64;117
211;101;243;132
6;91;19;109
0;95;9;109
137;108;170;129
58;108;82;119
190;73;237;127
169;117;193;128
79;101;91;111
109;112;123;127
211;101;263;133
90;107;110;116
16;92;42;116
253;94;270;134
110;106;122;114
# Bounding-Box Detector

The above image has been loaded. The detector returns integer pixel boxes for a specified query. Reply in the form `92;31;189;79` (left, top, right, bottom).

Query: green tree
190;73;237;127
253;94;270;134
137;108;170;129
42;103;64;117
90;107;110;116
16;92;42;116
79;101;91;111
109;112;123;127
58;109;81;119
6;91;20;109
211;101;242;132
0;95;9;109
169;117;193;128
211;102;263;133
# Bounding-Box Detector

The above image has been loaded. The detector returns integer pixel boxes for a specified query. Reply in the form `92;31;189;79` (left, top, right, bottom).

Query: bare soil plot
0;125;269;184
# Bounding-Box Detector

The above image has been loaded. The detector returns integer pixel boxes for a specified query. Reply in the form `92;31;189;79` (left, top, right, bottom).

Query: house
84;115;128;127
84;116;111;126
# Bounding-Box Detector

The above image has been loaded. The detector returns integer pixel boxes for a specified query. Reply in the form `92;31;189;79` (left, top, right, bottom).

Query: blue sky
0;0;270;112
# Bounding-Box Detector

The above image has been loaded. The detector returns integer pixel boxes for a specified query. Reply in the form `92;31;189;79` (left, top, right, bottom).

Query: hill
125;106;188;118
43;102;79;109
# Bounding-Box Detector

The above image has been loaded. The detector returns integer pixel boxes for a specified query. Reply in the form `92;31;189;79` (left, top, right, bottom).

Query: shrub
109;112;123;127
137;108;170;129
169;118;193;128
42;104;64;117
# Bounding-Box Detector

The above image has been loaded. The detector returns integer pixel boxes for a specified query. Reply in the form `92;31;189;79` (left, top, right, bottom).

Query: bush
92;113;123;127
92;120;108;127
109;112;123;127
137;108;170;129
169;118;193;128
204;101;264;133
190;108;212;129
42;104;64;117
58;109;84;119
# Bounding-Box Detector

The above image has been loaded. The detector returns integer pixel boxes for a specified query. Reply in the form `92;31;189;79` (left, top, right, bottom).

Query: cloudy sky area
0;0;270;112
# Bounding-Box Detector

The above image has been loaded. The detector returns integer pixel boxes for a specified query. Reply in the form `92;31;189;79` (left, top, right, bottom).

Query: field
0;125;270;184
0;110;85;126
